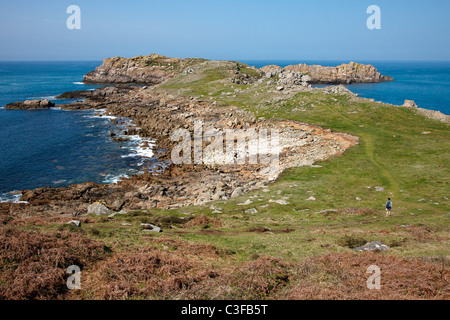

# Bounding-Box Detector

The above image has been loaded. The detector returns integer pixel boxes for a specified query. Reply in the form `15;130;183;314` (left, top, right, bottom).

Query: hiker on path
386;198;392;217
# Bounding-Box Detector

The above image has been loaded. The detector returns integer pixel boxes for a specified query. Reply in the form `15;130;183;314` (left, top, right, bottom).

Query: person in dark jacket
386;198;392;217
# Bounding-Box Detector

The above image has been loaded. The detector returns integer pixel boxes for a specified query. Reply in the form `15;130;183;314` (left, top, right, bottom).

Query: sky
0;0;449;61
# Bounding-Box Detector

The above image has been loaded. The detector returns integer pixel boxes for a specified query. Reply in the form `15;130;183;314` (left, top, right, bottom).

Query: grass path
360;133;401;198
326;103;401;198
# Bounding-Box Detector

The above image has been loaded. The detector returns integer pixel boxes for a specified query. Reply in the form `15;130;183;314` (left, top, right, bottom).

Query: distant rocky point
83;53;393;85
261;61;394;84
5;99;55;110
83;53;206;84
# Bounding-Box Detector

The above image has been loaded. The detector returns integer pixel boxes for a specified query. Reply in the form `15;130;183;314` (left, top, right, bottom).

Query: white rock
315;209;338;215
196;193;211;205
269;199;290;205
141;223;162;233
231;187;244;198
67;220;81;227
88;203;112;215
353;241;390;252
238;199;253;206
403;100;417;108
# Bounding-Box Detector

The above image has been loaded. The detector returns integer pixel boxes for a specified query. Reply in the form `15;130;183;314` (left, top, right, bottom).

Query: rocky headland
83;53;207;84
84;55;393;86
2;54;447;220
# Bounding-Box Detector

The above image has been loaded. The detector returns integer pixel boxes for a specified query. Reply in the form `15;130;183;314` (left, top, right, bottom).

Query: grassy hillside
3;60;448;300
157;60;449;259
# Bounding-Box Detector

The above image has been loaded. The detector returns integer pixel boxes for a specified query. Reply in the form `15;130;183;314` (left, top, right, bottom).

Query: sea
0;60;449;202
0;61;165;202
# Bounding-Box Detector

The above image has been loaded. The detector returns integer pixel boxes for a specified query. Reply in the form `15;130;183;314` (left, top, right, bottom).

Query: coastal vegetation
0;55;448;300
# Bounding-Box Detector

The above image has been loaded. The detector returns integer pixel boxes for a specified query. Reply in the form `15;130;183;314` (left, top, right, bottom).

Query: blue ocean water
0;61;159;201
243;60;450;115
0;60;448;201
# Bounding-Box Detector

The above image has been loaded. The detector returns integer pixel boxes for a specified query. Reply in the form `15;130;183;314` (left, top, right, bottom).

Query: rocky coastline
2;54;447;219
1;82;358;218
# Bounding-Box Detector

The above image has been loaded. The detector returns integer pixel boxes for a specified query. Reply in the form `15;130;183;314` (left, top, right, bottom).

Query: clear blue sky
0;0;449;61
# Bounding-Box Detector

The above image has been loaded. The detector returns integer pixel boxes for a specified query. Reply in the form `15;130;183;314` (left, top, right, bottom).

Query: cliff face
261;61;393;84
83;54;205;84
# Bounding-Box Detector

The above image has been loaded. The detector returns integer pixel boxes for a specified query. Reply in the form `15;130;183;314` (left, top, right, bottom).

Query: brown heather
279;252;449;300
0;228;107;300
0;227;447;300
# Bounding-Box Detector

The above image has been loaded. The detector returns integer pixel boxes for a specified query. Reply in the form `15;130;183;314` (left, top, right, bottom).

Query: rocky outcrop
56;85;138;101
261;65;311;88
322;85;356;95
402;99;450;123
83;54;205;84
416;107;450;123
55;90;93;99
87;202;112;215
5;99;55;110
353;241;390;252
261;61;393;84
403;100;418;108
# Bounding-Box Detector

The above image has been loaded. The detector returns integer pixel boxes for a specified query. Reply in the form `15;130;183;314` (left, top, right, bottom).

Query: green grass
26;61;450;264
159;63;450;261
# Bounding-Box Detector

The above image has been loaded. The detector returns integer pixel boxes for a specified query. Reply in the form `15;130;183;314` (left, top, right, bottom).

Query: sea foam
103;173;130;184
121;135;155;159
0;191;29;204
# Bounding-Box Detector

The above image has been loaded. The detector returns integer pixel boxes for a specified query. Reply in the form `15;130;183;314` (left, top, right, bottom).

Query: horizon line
1;58;450;63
